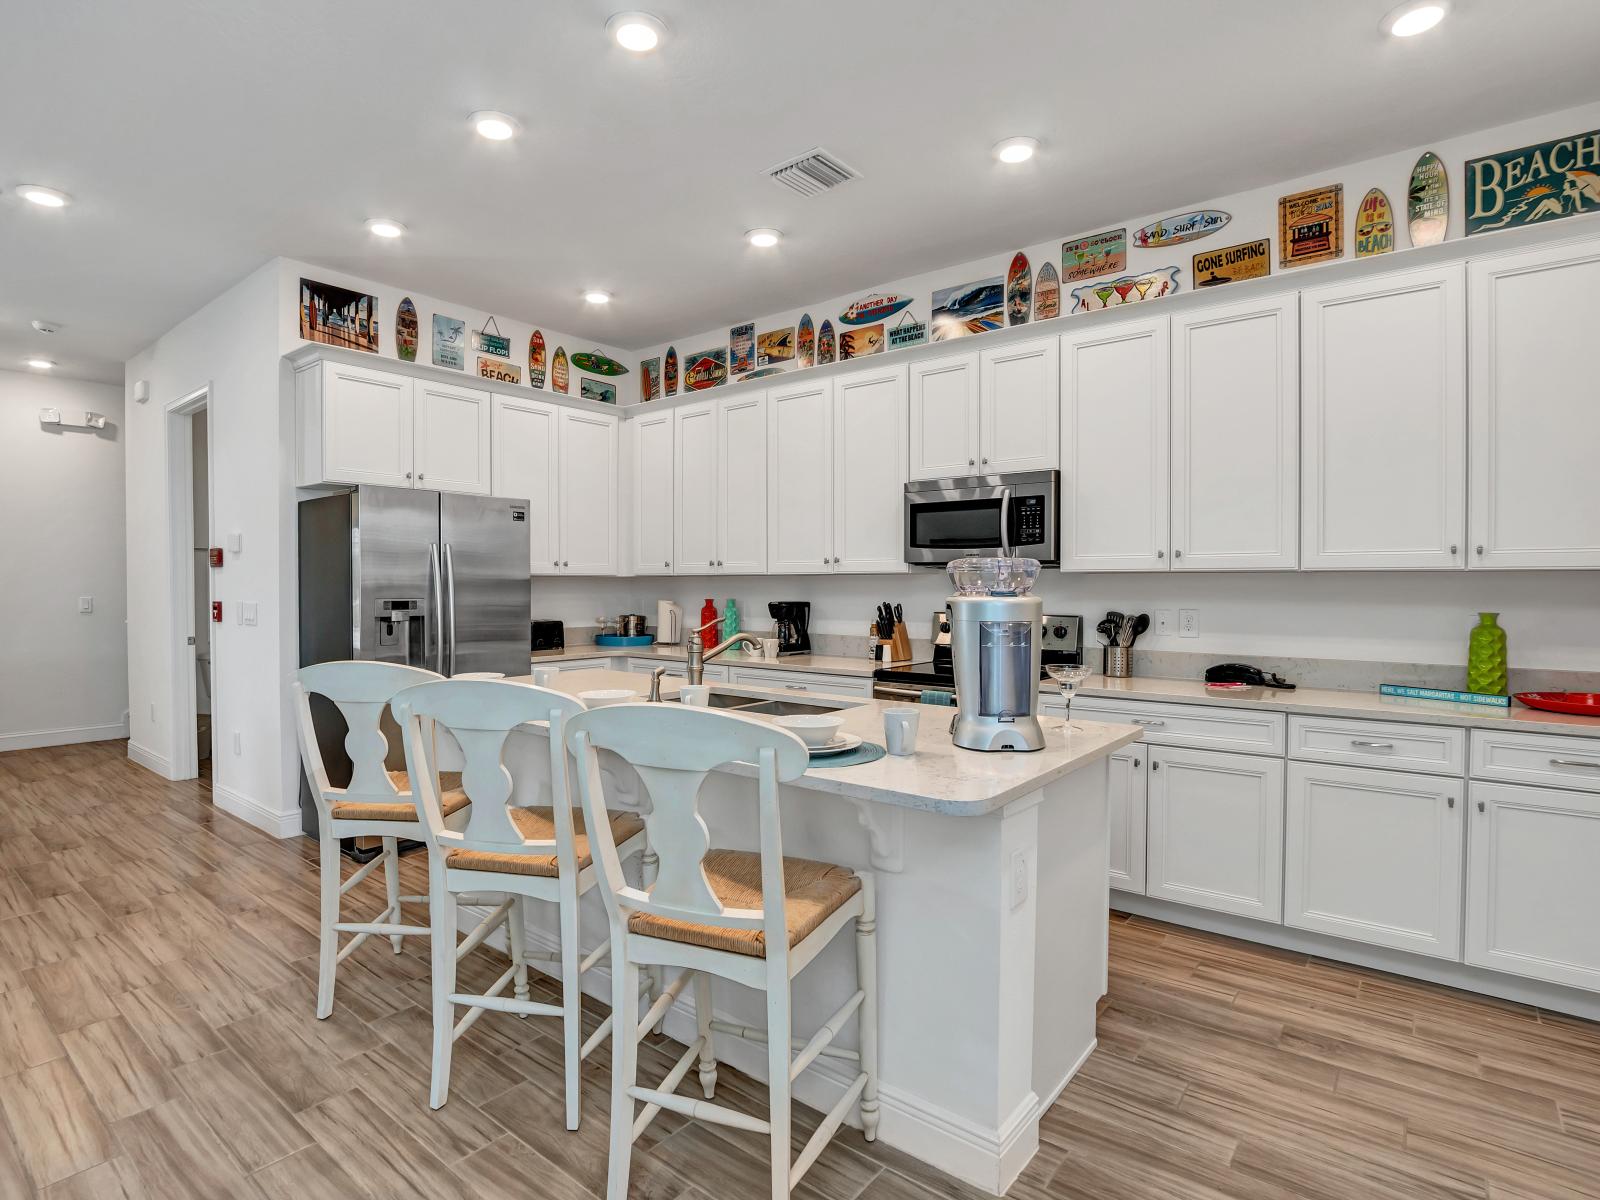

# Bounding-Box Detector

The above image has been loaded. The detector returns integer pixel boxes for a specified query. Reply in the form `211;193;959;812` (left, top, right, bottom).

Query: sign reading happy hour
1465;127;1600;235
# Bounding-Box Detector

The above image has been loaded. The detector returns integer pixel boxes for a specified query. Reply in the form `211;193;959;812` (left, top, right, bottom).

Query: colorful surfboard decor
1355;189;1396;258
1193;239;1271;288
478;356;521;385
931;275;1004;341
1465;127;1600;236
641;357;661;402
1005;252;1032;326
1278;184;1344;267
664;346;679;396
528;331;546;389
551;347;569;394
840;324;885;360
432;314;466;369
741;367;787;380
818;320;836;365
1132;210;1231;249
1408;152;1449;247
580;378;617;404
729;323;755;375
1062;228;1126;283
685;348;728;391
757;326;795;365
796;315;816;368
569;350;627;376
1069;267;1179;313
838;293;913;326
1033;262;1061;320
887;312;927;349
395;297;419;362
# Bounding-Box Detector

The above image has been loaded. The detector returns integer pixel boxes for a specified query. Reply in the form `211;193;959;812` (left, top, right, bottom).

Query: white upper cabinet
1171;296;1299;570
833;365;909;573
717;391;768;575
674;400;719;573
1060;317;1171;572
298;360;414;488
979;336;1059;475
412;379;491;495
1469;238;1600;569
557;408;618;575
908;352;980;480
767;378;835;573
491;395;561;575
632;408;676;575
1301;265;1466;569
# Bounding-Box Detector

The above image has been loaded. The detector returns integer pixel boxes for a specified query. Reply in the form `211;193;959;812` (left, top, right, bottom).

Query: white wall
0;369;129;750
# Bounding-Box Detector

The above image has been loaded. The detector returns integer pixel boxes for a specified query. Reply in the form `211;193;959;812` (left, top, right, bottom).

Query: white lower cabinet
1145;746;1284;922
1284;761;1463;958
727;667;869;698
627;658;729;685
1466;780;1600;991
1107;747;1148;895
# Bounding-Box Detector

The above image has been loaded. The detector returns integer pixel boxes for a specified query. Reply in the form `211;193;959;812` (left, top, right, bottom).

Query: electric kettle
655;600;682;644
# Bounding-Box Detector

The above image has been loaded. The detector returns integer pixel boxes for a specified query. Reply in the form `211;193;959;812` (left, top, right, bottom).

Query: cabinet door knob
563;561;569;567
1475;545;1485;556
1151;761;1160;771
968;459;976;467
982;457;989;465
1450;544;1458;555
832;556;840;564
664;561;670;568
1447;797;1455;808
1156;549;1165;559
418;474;424;481
1133;758;1140;768
709;560;714;567
717;560;724;567
1477;800;1485;813
1174;549;1182;559
404;471;412;480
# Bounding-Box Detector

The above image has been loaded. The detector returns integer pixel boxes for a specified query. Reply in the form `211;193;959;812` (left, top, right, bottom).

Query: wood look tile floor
2;741;1599;1199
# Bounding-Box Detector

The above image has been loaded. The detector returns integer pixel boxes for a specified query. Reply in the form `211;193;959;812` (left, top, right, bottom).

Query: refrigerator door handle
428;543;444;673
444;543;458;677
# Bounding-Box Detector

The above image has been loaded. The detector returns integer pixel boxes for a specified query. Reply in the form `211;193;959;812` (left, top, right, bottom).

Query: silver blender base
952;713;1047;752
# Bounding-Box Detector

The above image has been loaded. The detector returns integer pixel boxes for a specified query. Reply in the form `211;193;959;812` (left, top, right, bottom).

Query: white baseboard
0;721;129;753
213;783;303;839
126;740;173;777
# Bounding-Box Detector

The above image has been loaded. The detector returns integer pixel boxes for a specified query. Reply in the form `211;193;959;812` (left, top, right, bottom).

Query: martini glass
1045;663;1094;727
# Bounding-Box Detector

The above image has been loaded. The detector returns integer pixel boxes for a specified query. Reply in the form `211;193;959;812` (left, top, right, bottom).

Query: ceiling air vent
765;148;859;197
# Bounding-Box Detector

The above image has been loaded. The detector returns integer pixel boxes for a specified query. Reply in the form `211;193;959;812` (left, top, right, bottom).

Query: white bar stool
392;678;650;1129
567;703;879;1200
292;660;471;1020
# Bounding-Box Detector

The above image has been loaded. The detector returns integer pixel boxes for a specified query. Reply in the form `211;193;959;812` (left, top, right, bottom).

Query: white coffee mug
883;706;920;756
532;667;559;688
679;684;711;707
760;638;780;660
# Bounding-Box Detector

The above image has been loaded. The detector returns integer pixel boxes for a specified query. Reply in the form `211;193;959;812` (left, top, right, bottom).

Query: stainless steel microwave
903;471;1059;566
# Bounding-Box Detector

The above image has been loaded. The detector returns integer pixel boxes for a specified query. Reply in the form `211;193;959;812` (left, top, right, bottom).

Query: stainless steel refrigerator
297;485;531;842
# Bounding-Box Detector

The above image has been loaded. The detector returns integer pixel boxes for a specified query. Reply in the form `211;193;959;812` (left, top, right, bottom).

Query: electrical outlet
1179;608;1200;638
1010;849;1028;910
1155;609;1174;635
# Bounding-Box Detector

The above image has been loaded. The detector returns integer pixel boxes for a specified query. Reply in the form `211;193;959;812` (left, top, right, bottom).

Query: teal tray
594;635;655;647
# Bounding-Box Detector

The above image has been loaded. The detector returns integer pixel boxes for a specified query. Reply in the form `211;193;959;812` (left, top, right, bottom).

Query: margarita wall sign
1070;267;1179;312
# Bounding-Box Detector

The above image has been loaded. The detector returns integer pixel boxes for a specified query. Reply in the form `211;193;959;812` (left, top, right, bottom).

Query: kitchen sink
666;690;855;717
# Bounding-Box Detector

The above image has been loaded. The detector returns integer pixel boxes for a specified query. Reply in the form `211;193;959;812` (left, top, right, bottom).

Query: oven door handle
873;682;945;702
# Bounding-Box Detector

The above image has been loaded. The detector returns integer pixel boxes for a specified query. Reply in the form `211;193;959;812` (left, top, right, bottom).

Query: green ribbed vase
1467;612;1508;695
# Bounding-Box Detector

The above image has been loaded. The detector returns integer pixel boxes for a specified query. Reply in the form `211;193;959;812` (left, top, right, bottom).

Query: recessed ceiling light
745;228;782;248
25;358;55;370
1382;1;1449;36
992;137;1039;165
583;290;613;305
471;110;519;141
607;11;667;52
365;218;406;238
16;185;70;208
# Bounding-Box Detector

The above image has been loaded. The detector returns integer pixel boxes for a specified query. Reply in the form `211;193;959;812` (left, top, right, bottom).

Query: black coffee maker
768;601;811;656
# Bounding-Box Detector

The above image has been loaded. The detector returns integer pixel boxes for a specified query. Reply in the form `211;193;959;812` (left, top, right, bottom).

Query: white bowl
579;689;637;708
771;713;844;748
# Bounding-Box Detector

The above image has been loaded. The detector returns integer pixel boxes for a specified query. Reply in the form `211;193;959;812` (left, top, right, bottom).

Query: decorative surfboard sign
528;331;546;389
664;346;679;396
1278;184;1344;267
1132;210;1230;249
395;297;419;362
432;314;466;370
839;293;912;326
757;326;795;365
640;356;661;402
1465;127;1600;236
1193;239;1271;288
570;350;627;376
740;367;787;380
1033;262;1061;320
931;275;1004;340
551;347;569;394
1069;267;1179;313
729;323;755;376
685;347;728;390
1062;228;1126;282
840;323;885;360
478;356;520;385
1006;252;1032;326
796;315;816;368
1408;152;1449;246
888;311;927;349
580;378;616;404
1355;188;1396;258
818;320;836;365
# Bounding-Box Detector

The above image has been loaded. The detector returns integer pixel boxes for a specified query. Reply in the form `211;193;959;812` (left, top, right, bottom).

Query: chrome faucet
685;618;765;685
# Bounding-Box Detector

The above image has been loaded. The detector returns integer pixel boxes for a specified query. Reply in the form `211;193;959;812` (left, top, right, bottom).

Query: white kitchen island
489;668;1142;1193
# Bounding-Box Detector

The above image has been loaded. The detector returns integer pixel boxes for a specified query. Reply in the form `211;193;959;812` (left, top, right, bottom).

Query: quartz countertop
1072;674;1600;739
508;668;1143;816
532;644;879;678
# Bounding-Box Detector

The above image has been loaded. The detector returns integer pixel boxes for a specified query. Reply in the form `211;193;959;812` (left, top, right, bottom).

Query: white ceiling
4;0;1599;384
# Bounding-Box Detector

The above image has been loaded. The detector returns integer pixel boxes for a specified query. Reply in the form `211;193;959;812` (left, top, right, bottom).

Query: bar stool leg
606;957;640;1200
693;970;717;1098
559;881;582;1130
428;854;458;1109
509;895;530;1012
316;834;341;1020
856;876;880;1141
382;837;404;954
765;975;792;1200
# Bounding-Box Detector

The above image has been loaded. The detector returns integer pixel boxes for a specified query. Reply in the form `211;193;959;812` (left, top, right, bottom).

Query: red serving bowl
1513;692;1600;717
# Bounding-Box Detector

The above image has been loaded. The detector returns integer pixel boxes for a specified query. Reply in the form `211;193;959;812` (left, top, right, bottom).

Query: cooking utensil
1513;691;1600;716
1131;613;1150;641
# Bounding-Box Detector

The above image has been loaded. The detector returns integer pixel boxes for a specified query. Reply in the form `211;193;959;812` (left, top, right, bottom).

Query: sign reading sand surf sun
1465;127;1600;236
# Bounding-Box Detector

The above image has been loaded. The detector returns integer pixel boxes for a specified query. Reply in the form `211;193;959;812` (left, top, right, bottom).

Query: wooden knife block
872;621;913;665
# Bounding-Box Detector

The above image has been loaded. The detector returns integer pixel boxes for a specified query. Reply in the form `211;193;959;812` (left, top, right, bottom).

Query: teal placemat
808;741;887;768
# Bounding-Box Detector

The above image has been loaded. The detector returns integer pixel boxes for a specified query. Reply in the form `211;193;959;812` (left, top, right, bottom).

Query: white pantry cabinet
907;339;1057;481
1059;317;1171;572
491;395;561;575
908;351;979;480
1468;237;1600;569
631;407;676;575
557;408;619;575
1300;265;1466;569
1284;761;1463;959
1170;296;1299;570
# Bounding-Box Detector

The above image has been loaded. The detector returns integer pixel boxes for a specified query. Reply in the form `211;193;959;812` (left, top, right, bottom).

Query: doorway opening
165;385;213;785
191;410;212;780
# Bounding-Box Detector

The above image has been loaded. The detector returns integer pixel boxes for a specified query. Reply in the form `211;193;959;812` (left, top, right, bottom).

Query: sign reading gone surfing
1192;239;1271;288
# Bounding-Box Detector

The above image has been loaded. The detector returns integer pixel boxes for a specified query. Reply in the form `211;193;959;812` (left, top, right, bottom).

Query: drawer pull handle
784;684;808;691
1350;740;1395;750
1132;718;1166;727
1447;797;1455;808
1477;800;1485;813
1550;757;1600;769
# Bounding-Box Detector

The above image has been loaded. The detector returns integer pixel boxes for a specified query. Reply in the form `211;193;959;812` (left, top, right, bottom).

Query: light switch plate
1154;609;1174;635
77;595;93;614
241;601;259;627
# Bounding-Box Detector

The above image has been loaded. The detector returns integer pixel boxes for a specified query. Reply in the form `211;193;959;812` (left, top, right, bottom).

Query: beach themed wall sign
395;298;419;362
528;331;546;388
839;293;912;326
1006;252;1032;326
432;314;466;369
1132;210;1230;248
1355;189;1396;258
478;357;521;385
741;367;787;380
551;347;569;393
580;378;617;404
570;350;627;376
299;278;379;353
888;311;927;349
1408;152;1449;246
685;348;728;390
1465;127;1600;235
757;327;795;365
818;320;836;364
1033;262;1061;320
1070;267;1179;312
640;357;661;402
840;324;885;360
729;323;755;375
931;275;1004;340
796;315;816;368
1278;184;1344;267
1193;239;1271;287
664;346;679;396
473;317;511;358
1062;229;1126;283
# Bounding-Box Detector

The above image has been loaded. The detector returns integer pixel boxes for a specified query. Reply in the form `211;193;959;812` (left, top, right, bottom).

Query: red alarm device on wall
211;601;222;623
208;547;224;567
